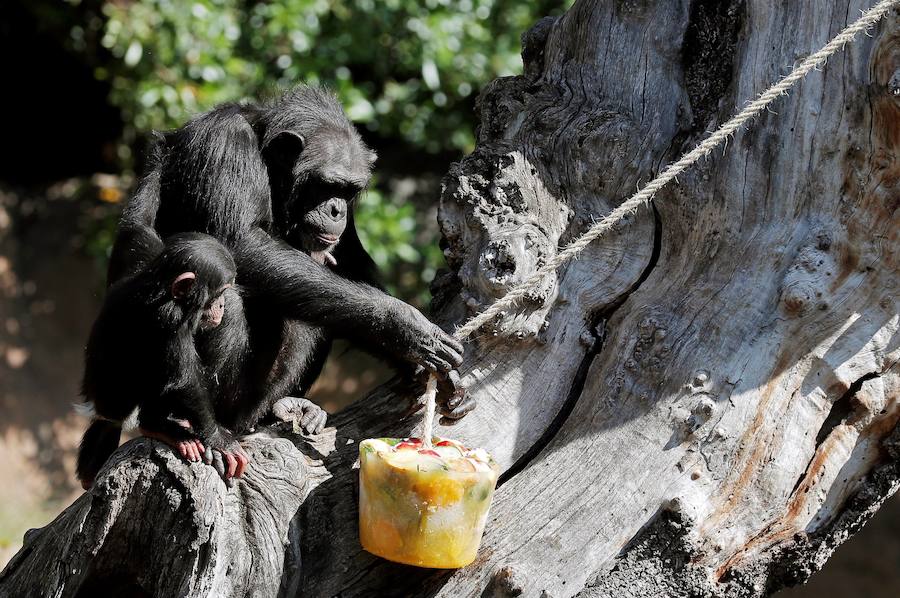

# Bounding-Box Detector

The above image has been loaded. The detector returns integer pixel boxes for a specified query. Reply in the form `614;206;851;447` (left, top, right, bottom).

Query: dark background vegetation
0;1;895;594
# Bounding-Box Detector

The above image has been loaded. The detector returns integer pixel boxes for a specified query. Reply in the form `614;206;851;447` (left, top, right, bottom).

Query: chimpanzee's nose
327;198;346;221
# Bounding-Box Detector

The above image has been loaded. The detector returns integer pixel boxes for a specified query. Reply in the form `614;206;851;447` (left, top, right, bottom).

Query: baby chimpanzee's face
200;286;229;329
198;280;234;329
171;271;232;330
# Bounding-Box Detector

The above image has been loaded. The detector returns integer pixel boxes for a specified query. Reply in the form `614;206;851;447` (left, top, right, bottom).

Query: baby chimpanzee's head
150;233;236;329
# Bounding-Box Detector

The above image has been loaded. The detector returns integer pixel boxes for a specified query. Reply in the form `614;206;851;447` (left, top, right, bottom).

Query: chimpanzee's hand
437;369;476;424
404;367;476;424
385;301;464;374
202;426;249;486
272;396;328;435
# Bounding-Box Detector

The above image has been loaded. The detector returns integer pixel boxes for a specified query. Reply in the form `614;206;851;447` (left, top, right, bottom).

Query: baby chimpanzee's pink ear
171;272;196;298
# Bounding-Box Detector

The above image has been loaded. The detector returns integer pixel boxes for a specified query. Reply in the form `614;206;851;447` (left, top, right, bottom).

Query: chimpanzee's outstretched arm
236;227;463;374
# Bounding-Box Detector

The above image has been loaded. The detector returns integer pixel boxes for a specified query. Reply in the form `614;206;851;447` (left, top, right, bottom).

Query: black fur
76;419;121;489
107;85;470;437
77;233;247;487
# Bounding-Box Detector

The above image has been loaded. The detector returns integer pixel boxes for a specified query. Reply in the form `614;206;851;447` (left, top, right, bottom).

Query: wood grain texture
1;1;898;596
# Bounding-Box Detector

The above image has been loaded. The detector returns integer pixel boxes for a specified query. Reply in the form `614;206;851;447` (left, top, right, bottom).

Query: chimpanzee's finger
203;446;213;465
446;368;462;387
316;411;328;434
439;342;464;369
184;441;195;461
272;399;291;422
441;370;465;408
416;355;438;373
438;331;464;357
433;337;462;369
183;441;197;462
224;452;237;480
427;355;453;374
195;440;205;455
439;395;477;423
300;408;317;431
212;451;226;479
311;411;323;434
447;391;464;409
234;453;248;478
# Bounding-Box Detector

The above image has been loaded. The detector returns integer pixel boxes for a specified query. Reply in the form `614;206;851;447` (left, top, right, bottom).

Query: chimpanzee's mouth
316;233;340;246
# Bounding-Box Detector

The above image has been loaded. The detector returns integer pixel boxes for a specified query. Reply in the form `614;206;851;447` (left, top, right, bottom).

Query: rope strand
418;375;438;447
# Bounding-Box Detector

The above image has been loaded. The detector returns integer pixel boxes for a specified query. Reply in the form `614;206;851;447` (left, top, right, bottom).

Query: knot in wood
490;565;529;597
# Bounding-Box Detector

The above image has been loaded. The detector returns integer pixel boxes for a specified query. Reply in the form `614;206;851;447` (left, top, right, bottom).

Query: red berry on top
436;439;468;452
395;437;422;449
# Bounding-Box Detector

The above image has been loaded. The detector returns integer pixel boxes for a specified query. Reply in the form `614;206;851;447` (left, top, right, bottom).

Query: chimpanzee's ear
171;272;196;298
262;130;305;169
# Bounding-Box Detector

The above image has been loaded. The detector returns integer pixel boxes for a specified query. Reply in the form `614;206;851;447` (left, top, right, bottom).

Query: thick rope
418;0;898;434
418;375;438;447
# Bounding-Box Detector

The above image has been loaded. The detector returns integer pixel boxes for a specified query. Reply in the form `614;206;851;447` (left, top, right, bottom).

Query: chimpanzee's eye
326;181;356;199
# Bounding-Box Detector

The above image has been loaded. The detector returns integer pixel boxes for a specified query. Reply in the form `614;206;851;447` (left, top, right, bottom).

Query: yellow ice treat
411;474;465;506
358;437;499;568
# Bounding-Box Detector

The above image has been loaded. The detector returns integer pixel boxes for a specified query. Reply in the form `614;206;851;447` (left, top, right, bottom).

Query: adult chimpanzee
77;233;249;489
107;86;472;478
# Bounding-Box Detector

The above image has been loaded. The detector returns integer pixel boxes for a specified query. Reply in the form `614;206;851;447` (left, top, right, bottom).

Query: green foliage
355;184;444;305
96;0;568;155
61;0;571;302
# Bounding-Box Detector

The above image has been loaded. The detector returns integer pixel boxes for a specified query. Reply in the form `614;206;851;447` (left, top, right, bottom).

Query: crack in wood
812;371;882;449
499;204;663;487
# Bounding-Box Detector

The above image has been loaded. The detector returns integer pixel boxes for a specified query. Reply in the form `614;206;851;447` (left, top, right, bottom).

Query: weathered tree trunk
2;1;899;596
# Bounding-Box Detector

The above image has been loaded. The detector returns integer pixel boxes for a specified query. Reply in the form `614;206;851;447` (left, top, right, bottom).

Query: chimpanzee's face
266;124;374;266
171;272;233;330
199;286;230;329
289;175;360;267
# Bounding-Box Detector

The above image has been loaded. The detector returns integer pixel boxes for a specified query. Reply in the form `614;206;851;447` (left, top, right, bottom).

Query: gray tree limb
2;1;899;596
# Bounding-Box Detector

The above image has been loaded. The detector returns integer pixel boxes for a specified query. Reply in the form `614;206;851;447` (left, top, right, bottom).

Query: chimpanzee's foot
272;396;328;435
201;427;249;486
140;419;206;462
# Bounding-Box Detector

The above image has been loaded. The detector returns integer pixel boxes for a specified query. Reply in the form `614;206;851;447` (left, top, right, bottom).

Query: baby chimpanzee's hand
272;396;328;435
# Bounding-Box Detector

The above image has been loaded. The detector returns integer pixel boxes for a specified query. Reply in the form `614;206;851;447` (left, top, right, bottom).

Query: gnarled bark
2;1;899;596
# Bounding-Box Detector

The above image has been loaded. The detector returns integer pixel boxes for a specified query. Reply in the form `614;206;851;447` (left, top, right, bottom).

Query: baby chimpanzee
76;233;249;489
